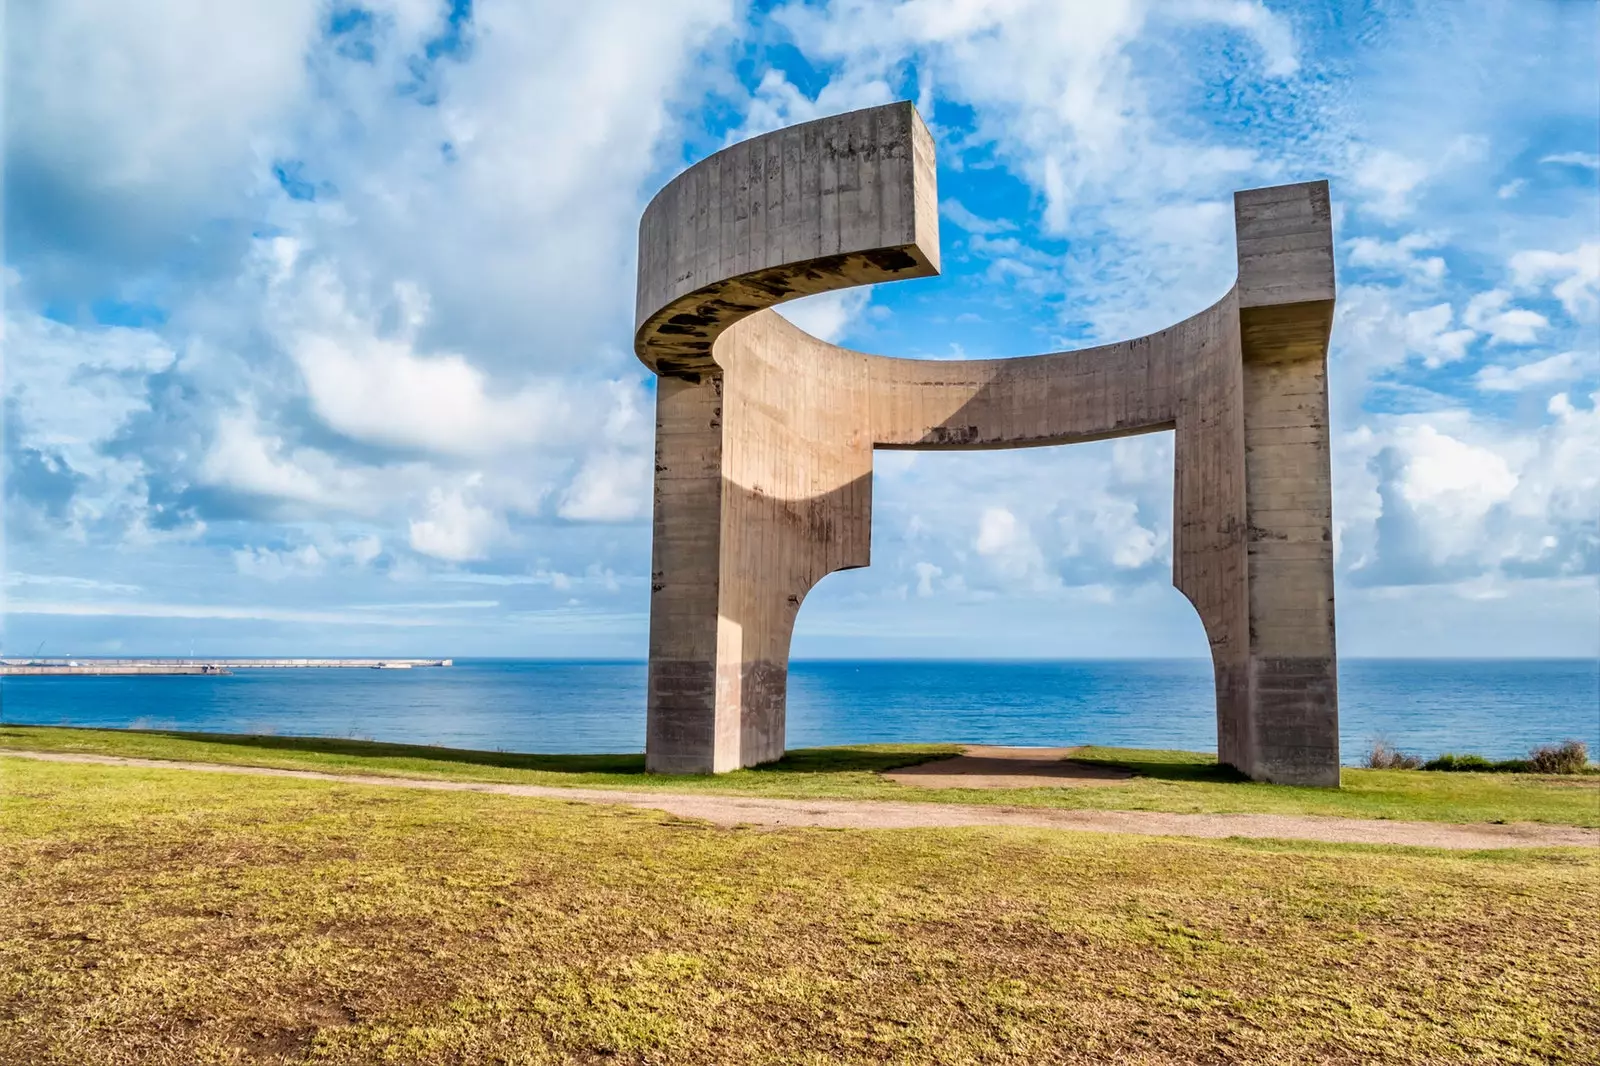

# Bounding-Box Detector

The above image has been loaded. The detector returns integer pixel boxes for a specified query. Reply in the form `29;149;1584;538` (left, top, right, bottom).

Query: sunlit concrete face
634;102;1340;786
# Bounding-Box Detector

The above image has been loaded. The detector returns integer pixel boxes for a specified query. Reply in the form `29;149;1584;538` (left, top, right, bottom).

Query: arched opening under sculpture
633;101;1340;785
783;432;1220;751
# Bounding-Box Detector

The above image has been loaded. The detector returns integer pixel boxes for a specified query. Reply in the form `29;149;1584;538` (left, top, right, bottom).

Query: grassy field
4;724;1598;827
2;756;1596;1065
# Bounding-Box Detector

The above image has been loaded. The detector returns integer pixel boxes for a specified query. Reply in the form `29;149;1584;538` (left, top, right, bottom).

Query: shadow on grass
5;726;954;779
1070;746;1249;784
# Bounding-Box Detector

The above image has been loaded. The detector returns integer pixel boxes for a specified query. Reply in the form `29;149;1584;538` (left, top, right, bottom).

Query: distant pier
0;658;453;676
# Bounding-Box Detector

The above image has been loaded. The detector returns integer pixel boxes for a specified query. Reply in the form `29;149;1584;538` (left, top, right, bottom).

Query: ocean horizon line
5;655;1596;665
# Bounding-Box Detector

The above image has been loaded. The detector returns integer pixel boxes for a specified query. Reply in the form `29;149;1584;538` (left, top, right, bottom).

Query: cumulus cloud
1463;290;1549;346
558;452;652;523
1350;149;1431;221
200;410;369;513
4;0;323;282
276;265;576;458
975;506;1053;588
1341;397;1599;587
1509;243;1600;319
775;289;876;343
1403;303;1477;367
1346;232;1448;282
8;0;723;584
408;477;507;562
773;0;1284;241
1475;351;1590;392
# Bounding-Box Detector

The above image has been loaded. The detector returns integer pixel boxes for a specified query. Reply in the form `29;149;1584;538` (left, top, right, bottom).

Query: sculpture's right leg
645;371;726;773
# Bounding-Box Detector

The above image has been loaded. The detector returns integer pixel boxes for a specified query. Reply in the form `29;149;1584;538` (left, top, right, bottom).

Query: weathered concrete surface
635;101;1341;784
10;751;1595;851
635;100;938;377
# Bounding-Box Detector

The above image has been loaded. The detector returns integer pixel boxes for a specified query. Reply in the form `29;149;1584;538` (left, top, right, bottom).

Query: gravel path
7;750;1596;850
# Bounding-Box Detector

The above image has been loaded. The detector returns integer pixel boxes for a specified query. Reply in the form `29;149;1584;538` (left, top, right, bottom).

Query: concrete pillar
1234;182;1341;786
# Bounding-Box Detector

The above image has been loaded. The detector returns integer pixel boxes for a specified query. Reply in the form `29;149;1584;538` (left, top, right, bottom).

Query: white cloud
408;477;506;562
1341;397;1600;584
737;67;895;140
4;573;143;594
345;535;384;568
347;600;499;612
1475;351;1589;392
558;452;651;522
941;199;1016;236
231;534;385;580
1346;232;1447;282
774;0;1285;237
1509;243;1600;319
1403;303;1477;367
233;544;326;581
774;289;875;343
1541;152;1600;170
1172;0;1300;77
9;0;734;567
1350;149;1430;221
1395;424;1518;529
200;410;369;511
289;303;572;459
6;0;322;252
1463;289;1549;346
1349;137;1484;222
1;299;180;539
975;505;1034;570
974;505;1057;590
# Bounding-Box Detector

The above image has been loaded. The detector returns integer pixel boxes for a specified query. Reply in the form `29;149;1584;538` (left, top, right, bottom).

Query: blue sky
3;0;1597;659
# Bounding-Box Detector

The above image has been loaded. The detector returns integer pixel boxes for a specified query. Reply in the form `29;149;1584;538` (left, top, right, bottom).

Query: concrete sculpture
633;102;1340;786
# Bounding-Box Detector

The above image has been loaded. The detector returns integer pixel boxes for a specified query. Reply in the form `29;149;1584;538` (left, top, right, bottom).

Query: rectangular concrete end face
1234;181;1334;307
1234;181;1335;365
907;104;942;276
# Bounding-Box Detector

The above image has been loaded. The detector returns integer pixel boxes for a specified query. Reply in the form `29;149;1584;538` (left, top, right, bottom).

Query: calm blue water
3;659;1596;764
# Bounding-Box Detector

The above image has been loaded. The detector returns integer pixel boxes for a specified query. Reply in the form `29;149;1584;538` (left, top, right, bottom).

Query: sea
3;659;1597;765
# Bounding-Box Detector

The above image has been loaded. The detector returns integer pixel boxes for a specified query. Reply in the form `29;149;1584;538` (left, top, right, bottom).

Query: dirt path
6;750;1596;850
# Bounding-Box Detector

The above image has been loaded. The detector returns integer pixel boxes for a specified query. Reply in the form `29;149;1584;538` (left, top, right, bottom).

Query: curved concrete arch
635;100;939;377
636;102;1339;785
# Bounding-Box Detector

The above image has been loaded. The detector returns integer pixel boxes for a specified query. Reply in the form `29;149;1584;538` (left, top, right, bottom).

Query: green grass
4;724;1598;827
2;757;1596;1065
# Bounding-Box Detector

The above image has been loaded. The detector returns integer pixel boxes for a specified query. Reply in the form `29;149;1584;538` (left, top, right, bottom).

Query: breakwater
0;658;452;676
